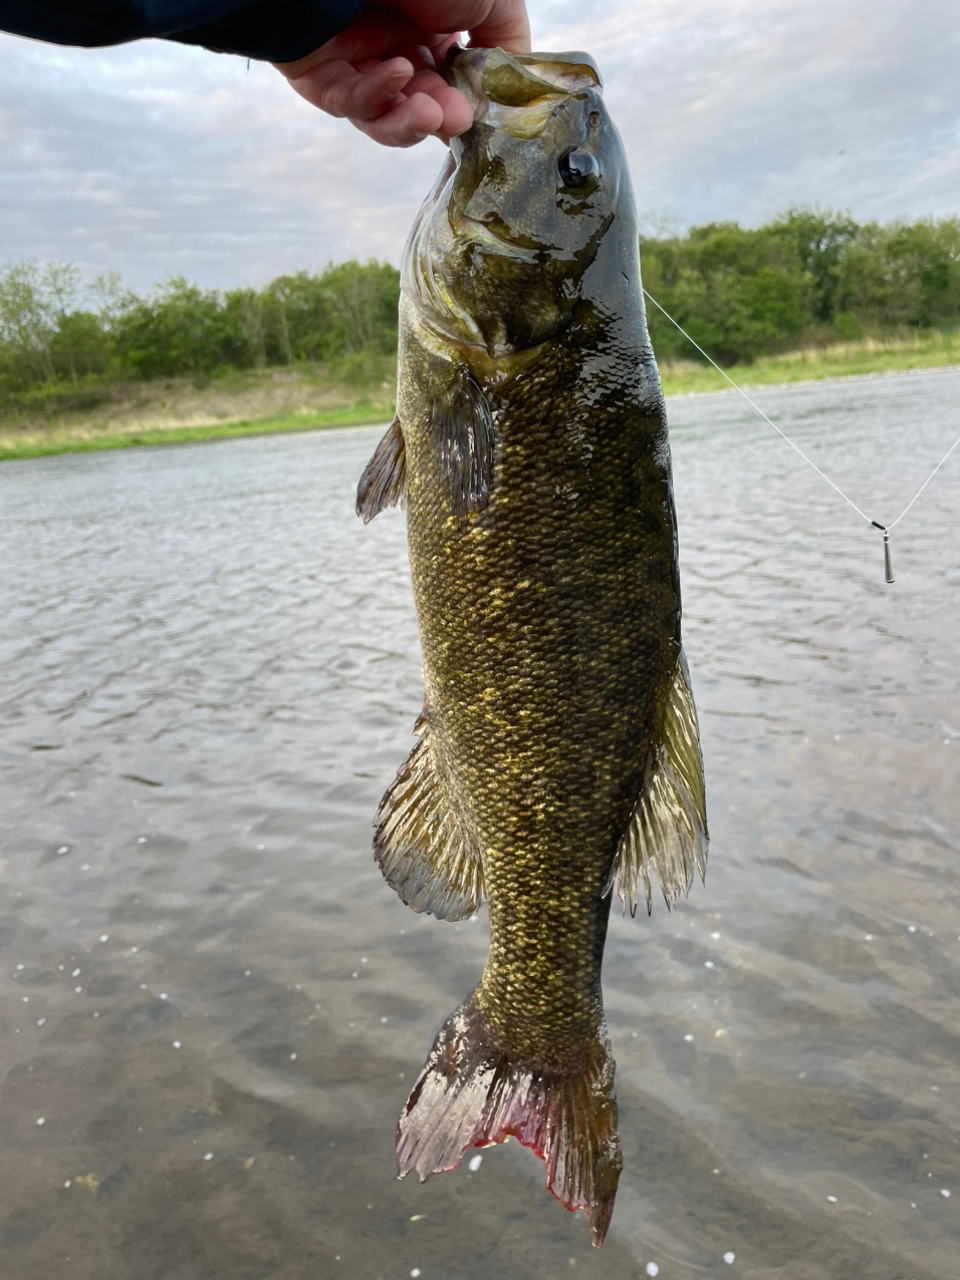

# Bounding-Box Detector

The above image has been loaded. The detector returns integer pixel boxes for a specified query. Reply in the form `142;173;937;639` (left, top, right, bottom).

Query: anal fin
610;650;709;916
356;417;406;523
374;717;484;921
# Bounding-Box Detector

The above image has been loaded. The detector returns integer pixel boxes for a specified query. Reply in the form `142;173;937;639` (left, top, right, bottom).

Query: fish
356;45;708;1247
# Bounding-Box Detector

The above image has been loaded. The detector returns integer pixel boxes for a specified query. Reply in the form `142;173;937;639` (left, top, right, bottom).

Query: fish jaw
447;46;602;131
401;48;631;359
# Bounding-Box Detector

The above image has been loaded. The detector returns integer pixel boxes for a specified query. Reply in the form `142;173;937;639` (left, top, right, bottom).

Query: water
1;367;958;1280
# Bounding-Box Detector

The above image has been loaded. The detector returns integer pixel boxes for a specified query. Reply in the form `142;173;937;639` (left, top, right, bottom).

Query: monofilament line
643;288;960;536
643;289;872;525
887;432;960;530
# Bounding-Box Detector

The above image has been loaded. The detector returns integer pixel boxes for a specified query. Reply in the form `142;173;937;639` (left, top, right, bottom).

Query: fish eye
558;148;600;192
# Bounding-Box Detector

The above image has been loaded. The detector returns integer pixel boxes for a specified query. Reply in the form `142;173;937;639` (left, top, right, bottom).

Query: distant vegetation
0;259;400;420
1;209;959;423
642;209;960;364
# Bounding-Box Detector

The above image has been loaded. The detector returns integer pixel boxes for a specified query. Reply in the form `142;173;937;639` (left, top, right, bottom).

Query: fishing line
643;288;960;583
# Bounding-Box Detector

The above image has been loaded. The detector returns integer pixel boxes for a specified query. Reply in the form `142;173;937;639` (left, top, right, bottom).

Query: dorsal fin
608;652;708;916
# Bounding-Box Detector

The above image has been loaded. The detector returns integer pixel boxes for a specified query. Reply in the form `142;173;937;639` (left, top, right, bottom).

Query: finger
372;1;528;49
274;9;426;78
403;74;475;139
435;84;476;138
290;56;416;121
398;67;475;138
384;40;444;74
431;33;464;64
468;0;531;53
352;45;439;76
355;91;445;147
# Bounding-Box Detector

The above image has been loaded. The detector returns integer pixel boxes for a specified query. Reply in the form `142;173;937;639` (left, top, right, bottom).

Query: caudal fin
396;994;622;1246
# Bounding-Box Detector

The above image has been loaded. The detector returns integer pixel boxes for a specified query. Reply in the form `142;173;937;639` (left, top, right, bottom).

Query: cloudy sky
1;0;958;291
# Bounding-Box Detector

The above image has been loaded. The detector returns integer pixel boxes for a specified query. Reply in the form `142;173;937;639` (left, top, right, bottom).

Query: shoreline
0;406;390;463
663;358;960;398
2;353;958;463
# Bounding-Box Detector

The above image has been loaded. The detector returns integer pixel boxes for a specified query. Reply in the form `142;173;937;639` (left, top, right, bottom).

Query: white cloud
0;0;957;290
0;30;445;288
536;0;960;227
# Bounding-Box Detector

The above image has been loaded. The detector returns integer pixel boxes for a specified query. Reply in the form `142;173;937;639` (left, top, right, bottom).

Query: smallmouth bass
357;46;708;1246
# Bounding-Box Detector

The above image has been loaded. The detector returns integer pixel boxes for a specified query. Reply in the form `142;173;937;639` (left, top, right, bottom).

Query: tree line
0;259;400;404
642;209;960;363
1;209;958;408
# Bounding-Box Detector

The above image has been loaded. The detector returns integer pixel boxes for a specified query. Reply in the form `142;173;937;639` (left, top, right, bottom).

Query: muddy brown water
1;367;958;1280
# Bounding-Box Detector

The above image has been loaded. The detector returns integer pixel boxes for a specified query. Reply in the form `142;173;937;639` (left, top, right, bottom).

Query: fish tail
396;993;622;1247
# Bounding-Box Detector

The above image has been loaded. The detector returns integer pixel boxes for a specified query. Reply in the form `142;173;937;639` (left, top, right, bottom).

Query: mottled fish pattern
357;46;708;1246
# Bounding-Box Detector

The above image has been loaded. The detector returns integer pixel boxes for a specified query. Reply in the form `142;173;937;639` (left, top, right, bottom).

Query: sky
0;0;958;292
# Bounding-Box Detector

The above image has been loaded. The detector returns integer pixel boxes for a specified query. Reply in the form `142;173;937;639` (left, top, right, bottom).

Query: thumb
467;0;531;53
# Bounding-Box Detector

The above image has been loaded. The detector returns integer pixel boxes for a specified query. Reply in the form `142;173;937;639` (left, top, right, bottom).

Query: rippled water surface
1;367;958;1280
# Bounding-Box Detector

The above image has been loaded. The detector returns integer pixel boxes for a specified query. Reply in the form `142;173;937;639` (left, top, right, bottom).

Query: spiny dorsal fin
432;371;495;519
608;651;708;916
374;716;484;921
356;417;406;523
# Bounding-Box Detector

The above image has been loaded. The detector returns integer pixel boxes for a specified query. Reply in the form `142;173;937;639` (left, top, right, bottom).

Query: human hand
274;1;530;147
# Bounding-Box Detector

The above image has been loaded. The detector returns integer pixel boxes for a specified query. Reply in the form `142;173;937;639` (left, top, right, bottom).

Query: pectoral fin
374;716;484;921
609;652;709;916
432;371;495;519
356;417;406;523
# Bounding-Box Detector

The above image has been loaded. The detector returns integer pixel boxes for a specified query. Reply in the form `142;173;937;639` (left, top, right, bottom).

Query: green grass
2;330;958;462
0;404;391;462
659;329;960;396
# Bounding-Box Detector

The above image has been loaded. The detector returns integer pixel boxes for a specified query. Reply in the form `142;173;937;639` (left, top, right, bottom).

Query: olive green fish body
357;46;707;1246
401;311;679;1065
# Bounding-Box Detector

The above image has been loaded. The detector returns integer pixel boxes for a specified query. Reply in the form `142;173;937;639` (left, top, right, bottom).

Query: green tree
224;287;268;369
114;277;242;378
3;214;956;406
319;259;400;355
0;259;57;384
882;218;960;328
50;311;114;382
776;208;859;323
642;221;809;363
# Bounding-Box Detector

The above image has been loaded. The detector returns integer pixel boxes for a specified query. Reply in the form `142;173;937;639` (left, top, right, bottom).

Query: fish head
403;48;631;359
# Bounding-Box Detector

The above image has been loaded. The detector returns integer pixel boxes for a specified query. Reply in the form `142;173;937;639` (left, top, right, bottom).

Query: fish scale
356;45;708;1245
407;337;674;1057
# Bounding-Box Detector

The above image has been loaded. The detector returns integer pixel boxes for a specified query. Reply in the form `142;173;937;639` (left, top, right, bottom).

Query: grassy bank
0;406;390;462
0;359;396;462
658;327;960;395
1;331;958;461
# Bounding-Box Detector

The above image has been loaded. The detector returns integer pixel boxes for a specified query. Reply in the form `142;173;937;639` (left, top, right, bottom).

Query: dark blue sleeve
0;0;367;62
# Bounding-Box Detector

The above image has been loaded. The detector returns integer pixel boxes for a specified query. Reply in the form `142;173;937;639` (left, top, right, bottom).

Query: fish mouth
403;48;609;358
443;47;604;258
447;47;602;135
